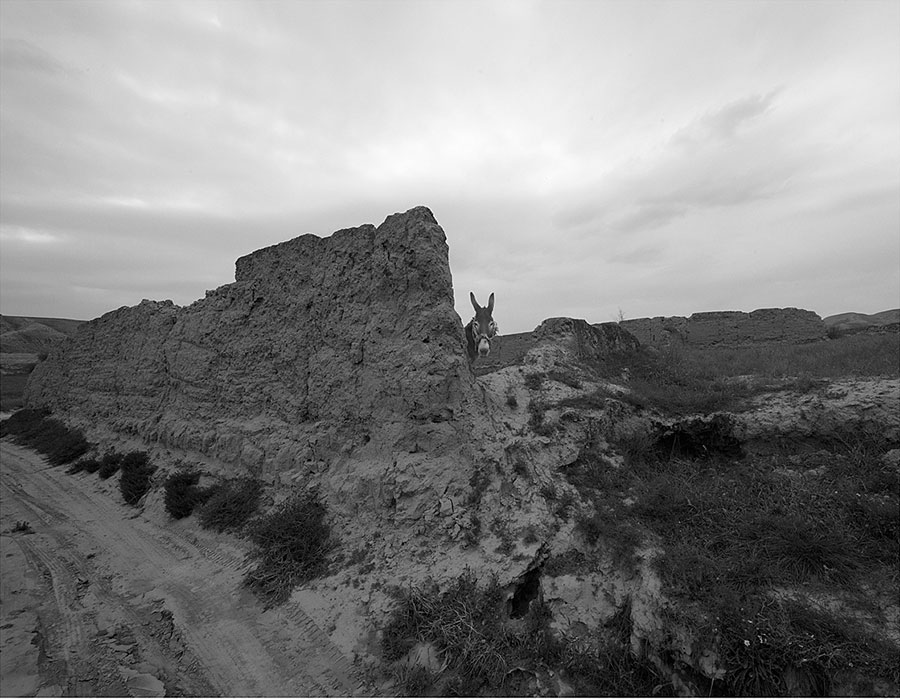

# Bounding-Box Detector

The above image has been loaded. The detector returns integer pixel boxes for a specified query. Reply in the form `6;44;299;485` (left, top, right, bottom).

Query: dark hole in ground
654;414;744;460
507;566;542;619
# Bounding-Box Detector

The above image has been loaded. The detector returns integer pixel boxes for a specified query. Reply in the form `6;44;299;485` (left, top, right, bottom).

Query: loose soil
0;441;369;697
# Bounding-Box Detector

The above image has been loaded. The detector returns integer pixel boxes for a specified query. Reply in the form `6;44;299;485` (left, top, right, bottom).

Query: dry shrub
0;408;90;465
98;452;124;479
119;451;156;506
81;457;101;474
244;489;333;607
164;469;209;519
197;477;262;532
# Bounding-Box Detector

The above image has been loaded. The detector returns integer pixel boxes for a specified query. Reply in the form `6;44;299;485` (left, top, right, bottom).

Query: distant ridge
0;315;86;336
0;315;85;355
822;309;899;334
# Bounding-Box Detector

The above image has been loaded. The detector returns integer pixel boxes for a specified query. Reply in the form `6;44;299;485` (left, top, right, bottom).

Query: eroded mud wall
26;206;479;474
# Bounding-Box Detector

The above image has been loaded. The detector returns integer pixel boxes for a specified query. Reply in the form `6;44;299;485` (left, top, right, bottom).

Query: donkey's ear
487;292;494;314
470;291;480;311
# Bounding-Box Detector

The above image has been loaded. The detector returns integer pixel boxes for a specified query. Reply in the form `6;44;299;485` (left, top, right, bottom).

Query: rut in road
1;441;369;696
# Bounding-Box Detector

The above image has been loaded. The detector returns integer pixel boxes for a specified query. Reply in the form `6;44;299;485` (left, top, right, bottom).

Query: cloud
554;90;799;236
671;91;780;146
0;0;897;328
0;37;68;76
0;224;64;245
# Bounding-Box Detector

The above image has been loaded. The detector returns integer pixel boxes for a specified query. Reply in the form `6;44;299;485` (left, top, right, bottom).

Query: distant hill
0;315;85;355
822;309;900;335
0;315;85;335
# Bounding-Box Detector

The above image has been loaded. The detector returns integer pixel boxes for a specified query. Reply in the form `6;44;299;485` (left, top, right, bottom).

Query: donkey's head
466;291;498;360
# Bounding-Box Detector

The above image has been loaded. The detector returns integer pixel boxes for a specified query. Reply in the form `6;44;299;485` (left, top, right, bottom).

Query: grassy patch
381;572;668;696
0;408;91;465
561;332;898;417
708;594;900;695
558;599;669;696
548;392;898;691
684;332;899;380
244;489;333;607
591;433;899;690
627;451;898;592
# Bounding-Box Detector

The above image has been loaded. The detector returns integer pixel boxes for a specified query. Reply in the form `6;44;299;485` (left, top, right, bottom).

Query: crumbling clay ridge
25;206;479;476
621;307;826;348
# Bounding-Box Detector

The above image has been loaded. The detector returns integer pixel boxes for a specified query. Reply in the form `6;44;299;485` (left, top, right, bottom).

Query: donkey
465;292;498;361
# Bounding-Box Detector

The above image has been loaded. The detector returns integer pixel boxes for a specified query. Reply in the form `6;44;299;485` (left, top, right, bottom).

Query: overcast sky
1;0;898;333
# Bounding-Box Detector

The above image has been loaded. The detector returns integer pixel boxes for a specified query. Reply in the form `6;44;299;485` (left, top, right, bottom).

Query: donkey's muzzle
477;337;491;357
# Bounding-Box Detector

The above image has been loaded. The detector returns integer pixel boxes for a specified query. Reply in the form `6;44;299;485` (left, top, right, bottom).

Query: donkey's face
469;291;498;357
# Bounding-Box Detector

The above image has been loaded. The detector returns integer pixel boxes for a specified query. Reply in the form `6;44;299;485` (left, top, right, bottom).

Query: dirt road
0;440;369;697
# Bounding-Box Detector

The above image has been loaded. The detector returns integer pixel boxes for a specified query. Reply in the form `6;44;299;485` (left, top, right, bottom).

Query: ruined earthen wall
26;207;478;475
620;308;826;348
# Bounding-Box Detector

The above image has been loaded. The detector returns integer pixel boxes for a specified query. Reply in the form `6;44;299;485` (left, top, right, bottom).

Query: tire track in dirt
3;483;213;696
3;449;346;695
1;441;369;696
14;536;88;662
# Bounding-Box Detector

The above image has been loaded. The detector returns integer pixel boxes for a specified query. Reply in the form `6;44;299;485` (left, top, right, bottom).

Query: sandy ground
0;440;369;697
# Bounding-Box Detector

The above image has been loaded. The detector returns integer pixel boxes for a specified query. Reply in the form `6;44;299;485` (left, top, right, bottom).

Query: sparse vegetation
381;571;668;696
558;599;669;696
682;332;899;380
511;459;528;479
464;513;482;548
558;417;899;692
535;331;900;693
545;369;583;389
558;332;899;417
552;490;576;520
683;592;900;696
467;468;490;509
526;399;553;436
12;520;34;534
0;374;30;412
0;408;91;465
523;372;544;390
118;451;156;506
489;517;515;555
244;489;333;607
197;477;263;532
